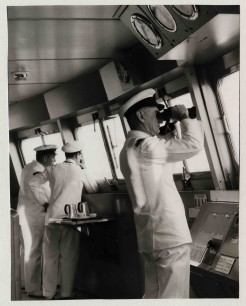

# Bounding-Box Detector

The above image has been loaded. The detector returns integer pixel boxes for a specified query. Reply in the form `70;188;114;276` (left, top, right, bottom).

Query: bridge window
103;115;126;179
169;93;210;173
76;122;112;180
21;132;64;164
217;70;239;163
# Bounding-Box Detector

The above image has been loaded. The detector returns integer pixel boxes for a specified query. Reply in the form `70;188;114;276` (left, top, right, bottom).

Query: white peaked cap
62;140;82;153
34;144;57;151
119;88;156;116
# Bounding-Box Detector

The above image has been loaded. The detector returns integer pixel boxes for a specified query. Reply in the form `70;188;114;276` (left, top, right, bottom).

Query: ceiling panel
7;5;121;19
9;84;60;103
159;14;240;62
8;59;109;84
8;19;138;60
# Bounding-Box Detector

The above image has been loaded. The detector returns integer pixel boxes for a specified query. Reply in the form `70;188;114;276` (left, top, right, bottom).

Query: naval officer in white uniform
119;88;204;298
29;141;99;299
17;144;57;297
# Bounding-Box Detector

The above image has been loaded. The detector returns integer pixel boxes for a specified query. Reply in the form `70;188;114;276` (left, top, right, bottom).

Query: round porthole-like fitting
172;5;199;20
130;14;163;49
148;5;177;32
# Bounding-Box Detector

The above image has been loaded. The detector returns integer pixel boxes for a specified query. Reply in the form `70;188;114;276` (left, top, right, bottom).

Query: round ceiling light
148;5;177;32
172;5;199;20
130;14;163;49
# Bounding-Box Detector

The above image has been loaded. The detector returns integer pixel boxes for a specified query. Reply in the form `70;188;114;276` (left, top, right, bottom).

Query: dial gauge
148;5;177;32
172;5;199;20
130;14;163;49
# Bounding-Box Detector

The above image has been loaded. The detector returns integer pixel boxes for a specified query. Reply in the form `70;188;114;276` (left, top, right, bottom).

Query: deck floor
20;288;97;300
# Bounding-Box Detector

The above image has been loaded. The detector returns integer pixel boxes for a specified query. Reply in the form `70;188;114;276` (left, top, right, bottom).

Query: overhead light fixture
130;14;163;49
171;5;199;20
11;71;29;81
148;5;177;32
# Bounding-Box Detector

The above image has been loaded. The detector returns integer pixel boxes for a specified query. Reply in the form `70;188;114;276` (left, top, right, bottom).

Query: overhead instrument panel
119;5;240;62
190;201;239;298
141;5;210;46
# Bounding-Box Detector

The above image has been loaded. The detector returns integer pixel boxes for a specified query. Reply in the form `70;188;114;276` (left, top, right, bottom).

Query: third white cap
61;140;82;153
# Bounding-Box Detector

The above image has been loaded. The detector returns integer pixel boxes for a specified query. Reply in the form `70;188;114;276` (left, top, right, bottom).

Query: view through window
218;70;239;162
169;93;210;173
77;122;112;180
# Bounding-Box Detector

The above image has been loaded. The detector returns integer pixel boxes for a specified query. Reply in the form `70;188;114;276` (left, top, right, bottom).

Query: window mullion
184;65;228;190
98;119;118;181
216;77;239;168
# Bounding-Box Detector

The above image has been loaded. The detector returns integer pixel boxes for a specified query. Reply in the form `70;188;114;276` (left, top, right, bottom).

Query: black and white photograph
0;0;245;305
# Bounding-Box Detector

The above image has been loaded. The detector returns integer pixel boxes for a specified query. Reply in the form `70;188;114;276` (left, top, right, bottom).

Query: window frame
17;139;26;168
98;118;118;181
186;62;239;190
215;66;240;170
102;115;127;180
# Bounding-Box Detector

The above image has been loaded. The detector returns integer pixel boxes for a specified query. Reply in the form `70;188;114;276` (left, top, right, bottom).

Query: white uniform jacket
17;160;50;227
120;119;204;252
29;159;99;225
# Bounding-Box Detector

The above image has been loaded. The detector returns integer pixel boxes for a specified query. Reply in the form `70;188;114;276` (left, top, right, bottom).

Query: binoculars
156;106;197;122
157;106;197;135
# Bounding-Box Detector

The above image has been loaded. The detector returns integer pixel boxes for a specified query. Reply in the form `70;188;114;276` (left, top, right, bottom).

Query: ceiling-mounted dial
130;14;163;49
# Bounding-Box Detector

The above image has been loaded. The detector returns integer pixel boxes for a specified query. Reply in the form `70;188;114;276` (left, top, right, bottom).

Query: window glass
169;93;210;173
77;122;112;180
218;71;239;161
21;136;42;164
21;133;64;164
103;115;126;179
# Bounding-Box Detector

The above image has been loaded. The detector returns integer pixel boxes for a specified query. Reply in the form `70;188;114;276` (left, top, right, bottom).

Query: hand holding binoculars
156;106;196;122
64;202;89;219
157;106;196;135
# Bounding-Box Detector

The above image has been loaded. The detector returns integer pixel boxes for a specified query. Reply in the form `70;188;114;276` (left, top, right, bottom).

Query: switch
202;238;222;265
194;194;207;207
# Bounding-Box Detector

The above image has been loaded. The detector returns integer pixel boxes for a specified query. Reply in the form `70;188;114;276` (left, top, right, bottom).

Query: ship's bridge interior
1;3;244;302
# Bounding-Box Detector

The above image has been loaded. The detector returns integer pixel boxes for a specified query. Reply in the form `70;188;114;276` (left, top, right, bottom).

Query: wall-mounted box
44;71;108;119
9;95;50;131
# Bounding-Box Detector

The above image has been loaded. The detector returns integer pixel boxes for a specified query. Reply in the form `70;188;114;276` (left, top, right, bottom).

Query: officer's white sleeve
29;170;50;205
81;169;99;193
141;119;204;163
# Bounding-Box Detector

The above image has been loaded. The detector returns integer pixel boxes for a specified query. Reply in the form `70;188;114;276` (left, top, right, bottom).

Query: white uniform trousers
43;224;80;298
20;223;44;293
141;243;191;299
